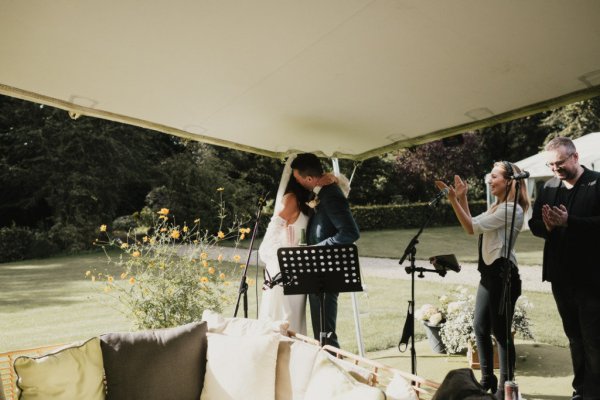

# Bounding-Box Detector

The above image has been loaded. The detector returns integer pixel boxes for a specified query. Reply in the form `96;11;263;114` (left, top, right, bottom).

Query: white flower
306;186;322;209
306;198;320;208
429;312;444;326
447;301;466;315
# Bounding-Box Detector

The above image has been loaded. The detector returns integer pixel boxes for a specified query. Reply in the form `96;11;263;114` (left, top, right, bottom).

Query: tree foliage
1;93;599;258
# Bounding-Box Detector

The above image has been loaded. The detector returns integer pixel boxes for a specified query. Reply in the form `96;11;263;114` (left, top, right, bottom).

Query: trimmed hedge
0;226;57;263
350;200;487;231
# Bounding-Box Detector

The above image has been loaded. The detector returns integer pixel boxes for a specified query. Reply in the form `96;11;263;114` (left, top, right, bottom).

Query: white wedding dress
258;212;308;335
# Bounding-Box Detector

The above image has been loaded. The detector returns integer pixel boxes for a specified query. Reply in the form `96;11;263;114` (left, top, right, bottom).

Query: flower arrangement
415;303;446;327
437;286;535;354
87;191;251;330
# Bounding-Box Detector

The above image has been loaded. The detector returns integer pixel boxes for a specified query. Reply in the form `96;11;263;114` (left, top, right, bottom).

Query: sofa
1;311;439;400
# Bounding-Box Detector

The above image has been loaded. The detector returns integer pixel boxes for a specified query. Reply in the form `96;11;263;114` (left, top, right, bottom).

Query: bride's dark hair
286;176;312;216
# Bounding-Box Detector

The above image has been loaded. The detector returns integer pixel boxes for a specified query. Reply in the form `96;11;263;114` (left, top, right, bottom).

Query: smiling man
529;136;600;400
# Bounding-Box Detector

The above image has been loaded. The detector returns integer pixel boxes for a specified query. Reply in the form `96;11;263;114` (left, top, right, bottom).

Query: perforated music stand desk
277;244;363;346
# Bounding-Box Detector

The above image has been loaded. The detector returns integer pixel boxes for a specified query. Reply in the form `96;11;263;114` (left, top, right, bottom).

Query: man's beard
558;167;577;181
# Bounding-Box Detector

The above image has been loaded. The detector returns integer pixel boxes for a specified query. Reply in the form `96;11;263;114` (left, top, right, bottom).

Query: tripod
398;205;440;376
233;194;268;318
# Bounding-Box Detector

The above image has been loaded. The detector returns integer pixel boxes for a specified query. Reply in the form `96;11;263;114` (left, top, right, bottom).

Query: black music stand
277;244;363;346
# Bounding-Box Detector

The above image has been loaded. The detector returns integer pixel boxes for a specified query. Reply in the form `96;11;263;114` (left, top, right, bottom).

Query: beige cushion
14;337;105;400
304;351;385;400
275;338;321;400
201;332;280;400
385;372;418;400
202;310;288;335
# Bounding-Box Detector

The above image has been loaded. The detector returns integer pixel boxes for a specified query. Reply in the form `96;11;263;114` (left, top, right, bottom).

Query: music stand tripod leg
319;291;328;346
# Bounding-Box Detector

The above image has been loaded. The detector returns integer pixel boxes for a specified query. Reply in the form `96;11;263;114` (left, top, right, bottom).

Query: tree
541;97;600;141
0;95;178;250
391;133;487;202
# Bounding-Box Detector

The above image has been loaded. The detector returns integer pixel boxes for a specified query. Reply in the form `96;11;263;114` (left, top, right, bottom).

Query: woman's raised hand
435;180;456;201
453;175;468;200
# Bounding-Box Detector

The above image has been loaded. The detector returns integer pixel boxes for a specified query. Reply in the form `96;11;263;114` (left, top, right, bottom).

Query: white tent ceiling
1;1;600;160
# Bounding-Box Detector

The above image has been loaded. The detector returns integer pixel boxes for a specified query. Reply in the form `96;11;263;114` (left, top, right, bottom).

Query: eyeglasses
545;153;574;169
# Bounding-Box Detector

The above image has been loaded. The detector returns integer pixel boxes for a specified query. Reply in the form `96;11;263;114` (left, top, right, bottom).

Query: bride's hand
453;175;468;200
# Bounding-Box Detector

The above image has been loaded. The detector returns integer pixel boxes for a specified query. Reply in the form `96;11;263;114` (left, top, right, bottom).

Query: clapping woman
436;162;529;399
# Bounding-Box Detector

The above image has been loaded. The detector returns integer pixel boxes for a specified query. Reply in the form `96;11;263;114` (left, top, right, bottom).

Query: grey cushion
100;321;207;400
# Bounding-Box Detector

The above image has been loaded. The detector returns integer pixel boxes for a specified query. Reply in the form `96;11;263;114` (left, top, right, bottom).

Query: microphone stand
498;180;521;383
398;203;440;376
234;194;268;318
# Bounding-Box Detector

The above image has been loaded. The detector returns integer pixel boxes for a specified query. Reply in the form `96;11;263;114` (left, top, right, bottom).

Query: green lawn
0;226;561;353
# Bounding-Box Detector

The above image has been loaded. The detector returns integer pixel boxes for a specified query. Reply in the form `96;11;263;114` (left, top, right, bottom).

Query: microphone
510;171;530;180
428;187;449;207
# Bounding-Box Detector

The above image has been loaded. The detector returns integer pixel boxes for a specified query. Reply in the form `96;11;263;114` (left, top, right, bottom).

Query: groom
291;153;360;348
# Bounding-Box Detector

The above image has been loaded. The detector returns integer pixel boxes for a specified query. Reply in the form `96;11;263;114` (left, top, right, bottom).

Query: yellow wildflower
200;276;209;283
240;233;246;240
171;230;180;239
219;273;226;280
183;225;189;233
159;215;168;221
208;267;215;275
132;251;141;257
200;252;208;260
160;227;167;232
120;243;129;249
149;238;156;245
217;231;225;239
120;272;128;280
216;187;224;192
143;236;148;243
240;264;246;269
85;270;91;277
157;208;169;215
129;277;136;285
107;276;114;283
100;224;107;232
202;260;208;268
233;255;241;263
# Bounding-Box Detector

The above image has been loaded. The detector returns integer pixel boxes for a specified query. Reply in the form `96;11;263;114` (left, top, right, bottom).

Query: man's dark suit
306;182;359;347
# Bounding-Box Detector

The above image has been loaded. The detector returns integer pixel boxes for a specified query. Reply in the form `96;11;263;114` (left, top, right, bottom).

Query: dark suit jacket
306;183;359;246
528;167;600;286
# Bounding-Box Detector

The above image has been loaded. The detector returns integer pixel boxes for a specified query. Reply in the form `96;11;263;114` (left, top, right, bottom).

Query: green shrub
89;199;251;330
0;226;59;262
47;223;93;253
0;225;35;262
351;201;487;231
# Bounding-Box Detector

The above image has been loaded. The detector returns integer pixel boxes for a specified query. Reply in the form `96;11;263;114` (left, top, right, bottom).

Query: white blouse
472;203;524;266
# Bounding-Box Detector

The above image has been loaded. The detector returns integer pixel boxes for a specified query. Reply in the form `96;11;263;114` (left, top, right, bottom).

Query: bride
258;155;312;334
258;155;349;335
